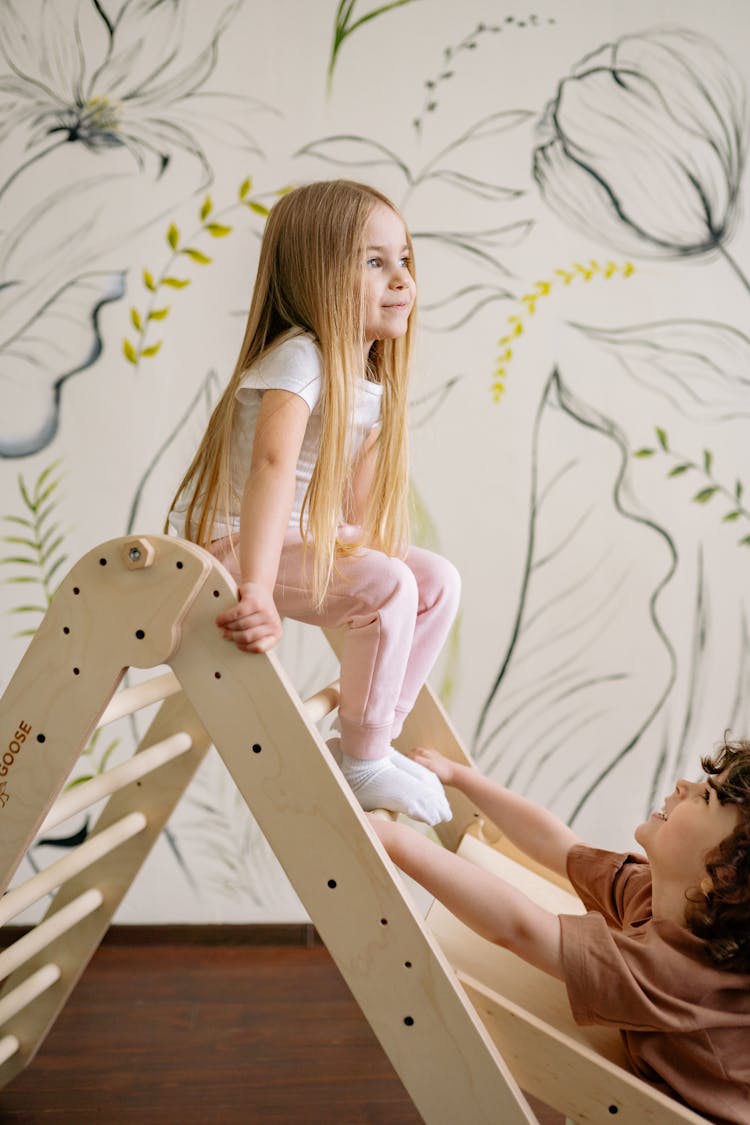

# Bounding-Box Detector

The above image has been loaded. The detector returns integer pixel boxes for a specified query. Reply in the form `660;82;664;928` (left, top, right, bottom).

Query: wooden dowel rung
0;890;102;981
97;670;181;727
0;963;61;1028
38;733;192;835
0;1035;19;1068
0;812;146;927
302;680;340;724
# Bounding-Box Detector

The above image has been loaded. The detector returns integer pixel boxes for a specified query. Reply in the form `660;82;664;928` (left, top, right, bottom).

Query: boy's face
635;774;740;888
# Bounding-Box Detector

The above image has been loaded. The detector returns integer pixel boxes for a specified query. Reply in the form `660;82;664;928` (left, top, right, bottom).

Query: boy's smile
635;775;740;918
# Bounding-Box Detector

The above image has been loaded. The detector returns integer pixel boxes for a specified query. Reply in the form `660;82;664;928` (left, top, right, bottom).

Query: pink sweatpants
213;527;461;760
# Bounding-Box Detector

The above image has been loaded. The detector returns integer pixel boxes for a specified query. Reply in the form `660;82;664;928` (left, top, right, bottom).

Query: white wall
2;0;749;921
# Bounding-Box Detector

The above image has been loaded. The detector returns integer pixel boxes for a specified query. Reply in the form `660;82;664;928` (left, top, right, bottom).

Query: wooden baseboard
0;923;323;948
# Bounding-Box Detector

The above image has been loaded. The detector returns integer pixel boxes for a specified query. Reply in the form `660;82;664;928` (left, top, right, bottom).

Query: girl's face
635;774;740;888
363;203;416;351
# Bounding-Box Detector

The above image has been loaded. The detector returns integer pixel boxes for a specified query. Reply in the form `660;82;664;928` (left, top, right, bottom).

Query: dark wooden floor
0;933;563;1124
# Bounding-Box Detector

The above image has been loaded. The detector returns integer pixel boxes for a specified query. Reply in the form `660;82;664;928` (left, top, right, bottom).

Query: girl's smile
363;202;416;351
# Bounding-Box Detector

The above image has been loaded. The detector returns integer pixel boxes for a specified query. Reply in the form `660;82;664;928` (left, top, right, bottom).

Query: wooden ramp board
0;534;539;1125
427;834;710;1124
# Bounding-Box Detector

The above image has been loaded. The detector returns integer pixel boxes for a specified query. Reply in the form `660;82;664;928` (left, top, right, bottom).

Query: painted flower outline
0;0;271;201
533;29;748;278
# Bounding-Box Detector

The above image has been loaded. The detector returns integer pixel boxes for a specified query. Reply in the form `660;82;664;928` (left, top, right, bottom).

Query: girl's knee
360;554;419;614
412;551;461;613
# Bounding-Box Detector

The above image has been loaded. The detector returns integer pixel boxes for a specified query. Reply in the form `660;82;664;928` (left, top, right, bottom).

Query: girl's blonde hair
165;179;415;605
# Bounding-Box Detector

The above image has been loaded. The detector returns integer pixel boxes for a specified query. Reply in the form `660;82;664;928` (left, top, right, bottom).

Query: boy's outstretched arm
371;817;564;980
410;749;583;879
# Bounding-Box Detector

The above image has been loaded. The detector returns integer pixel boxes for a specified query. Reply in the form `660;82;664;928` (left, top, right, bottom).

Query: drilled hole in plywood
73;668;80;676
251;744;262;754
63;627;70;635
176;561;184;570
214;671;222;679
73;587;80;595
135;629;145;640
213;590;220;598
36;734;46;744
99;558;107;566
327;879;337;889
403;1016;414;1027
403;961;412;969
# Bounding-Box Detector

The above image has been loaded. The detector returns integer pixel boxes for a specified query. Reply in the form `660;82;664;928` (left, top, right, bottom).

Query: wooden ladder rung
301;680;340;724
0;965;60;1027
38;734;192;836
0;813;146;926
97;671;181;727
0;890;102;981
0;1037;19;1068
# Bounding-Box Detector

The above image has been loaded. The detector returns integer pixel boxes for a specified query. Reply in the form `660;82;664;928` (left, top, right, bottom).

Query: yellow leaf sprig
491;258;635;402
123;177;285;368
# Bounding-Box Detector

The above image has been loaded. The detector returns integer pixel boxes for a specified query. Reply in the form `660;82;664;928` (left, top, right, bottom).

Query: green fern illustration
1;461;68;636
634;428;750;547
328;0;419;91
123;176;276;369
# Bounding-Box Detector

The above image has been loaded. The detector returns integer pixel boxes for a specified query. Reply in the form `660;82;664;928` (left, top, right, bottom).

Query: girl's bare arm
411;749;582;879
216;389;309;652
372;817;564;979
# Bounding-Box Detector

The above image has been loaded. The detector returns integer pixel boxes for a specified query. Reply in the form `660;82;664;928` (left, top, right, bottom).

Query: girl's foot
327;738;444;794
327;740;451;825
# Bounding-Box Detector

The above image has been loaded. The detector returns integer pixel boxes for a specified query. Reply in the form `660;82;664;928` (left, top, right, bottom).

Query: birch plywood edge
0;535;212;892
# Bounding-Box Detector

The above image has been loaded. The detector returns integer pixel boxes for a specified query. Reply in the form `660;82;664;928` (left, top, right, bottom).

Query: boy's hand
216;581;282;653
410;747;459;787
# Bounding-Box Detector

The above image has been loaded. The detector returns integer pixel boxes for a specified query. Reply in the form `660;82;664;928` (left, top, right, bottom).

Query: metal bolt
128;547;142;562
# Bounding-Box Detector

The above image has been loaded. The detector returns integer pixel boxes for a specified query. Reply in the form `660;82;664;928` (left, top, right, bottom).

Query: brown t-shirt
559;845;750;1125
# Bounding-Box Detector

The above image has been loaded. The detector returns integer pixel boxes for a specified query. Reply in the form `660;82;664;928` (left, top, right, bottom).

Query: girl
372;739;750;1123
167;179;458;826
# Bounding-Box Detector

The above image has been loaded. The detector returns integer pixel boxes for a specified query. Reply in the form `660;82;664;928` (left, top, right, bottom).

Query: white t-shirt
169;330;383;538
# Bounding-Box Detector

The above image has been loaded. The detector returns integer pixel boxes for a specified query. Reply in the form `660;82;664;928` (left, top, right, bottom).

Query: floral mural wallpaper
1;0;749;922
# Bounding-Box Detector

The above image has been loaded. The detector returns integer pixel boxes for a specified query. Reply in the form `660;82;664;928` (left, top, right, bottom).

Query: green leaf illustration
162;277;191;288
655;427;669;451
167;223;180;250
667;463;691;477
206;222;233;237
200;195;213;220
141;342;163;357
148;307;170;321
142;269;156;291
633;448;655;458
1;462;68;636
130;307;142;330
238;177;252;200
693;487;719;503
182;248;212;264
123;339;137;364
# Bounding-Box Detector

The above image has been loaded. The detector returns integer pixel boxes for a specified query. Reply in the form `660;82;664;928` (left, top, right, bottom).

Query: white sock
328;742;451;826
327;736;442;792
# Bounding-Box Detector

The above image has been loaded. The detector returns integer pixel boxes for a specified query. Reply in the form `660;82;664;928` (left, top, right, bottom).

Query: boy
371;740;750;1124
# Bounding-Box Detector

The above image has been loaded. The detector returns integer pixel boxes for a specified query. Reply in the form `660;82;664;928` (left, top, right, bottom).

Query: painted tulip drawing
533;29;749;281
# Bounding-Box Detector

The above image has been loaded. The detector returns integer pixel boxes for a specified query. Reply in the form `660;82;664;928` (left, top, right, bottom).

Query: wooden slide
0;536;708;1124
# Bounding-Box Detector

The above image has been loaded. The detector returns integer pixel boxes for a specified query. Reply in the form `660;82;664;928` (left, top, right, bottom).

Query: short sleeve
559;912;719;1033
567;844;652;927
236;332;322;412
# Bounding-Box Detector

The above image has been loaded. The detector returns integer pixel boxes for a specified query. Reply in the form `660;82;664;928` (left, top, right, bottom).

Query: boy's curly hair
684;737;750;972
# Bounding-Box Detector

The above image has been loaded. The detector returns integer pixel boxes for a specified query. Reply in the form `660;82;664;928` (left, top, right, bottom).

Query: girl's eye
366;257;381;269
702;787;711;804
399;256;410;268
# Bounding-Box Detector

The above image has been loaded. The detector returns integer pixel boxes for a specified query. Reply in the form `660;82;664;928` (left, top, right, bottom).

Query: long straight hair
166;179;415;606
